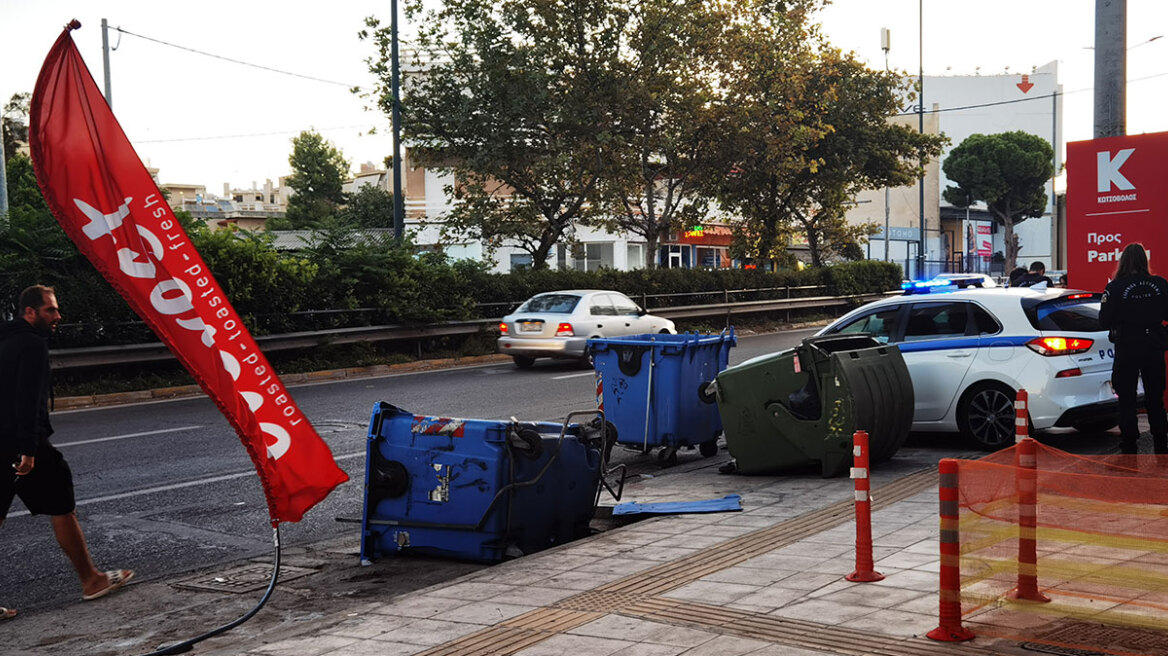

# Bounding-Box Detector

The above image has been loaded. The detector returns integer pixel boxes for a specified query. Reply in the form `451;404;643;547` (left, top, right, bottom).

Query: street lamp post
881;27;891;262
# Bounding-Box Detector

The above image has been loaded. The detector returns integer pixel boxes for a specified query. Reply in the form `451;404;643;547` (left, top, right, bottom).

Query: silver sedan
497;289;677;368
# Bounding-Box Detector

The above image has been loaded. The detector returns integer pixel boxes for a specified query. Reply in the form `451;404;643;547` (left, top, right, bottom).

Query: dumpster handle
643;340;655;453
474;410;602;532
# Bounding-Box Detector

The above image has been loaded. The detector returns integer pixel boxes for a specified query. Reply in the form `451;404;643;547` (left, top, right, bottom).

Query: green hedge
7;224;902;348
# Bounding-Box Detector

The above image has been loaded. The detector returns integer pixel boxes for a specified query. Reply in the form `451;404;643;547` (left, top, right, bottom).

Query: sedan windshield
517;294;581;313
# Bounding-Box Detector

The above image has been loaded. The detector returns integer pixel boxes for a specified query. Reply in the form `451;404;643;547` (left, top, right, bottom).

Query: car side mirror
637;306;647;316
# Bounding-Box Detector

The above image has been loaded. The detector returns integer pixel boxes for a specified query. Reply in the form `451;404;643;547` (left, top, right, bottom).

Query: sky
3;1;1167;194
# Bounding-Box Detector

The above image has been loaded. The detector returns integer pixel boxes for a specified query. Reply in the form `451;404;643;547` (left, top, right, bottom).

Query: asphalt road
0;327;1119;613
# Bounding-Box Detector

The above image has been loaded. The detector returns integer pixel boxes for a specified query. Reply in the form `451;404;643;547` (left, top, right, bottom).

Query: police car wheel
958;382;1018;450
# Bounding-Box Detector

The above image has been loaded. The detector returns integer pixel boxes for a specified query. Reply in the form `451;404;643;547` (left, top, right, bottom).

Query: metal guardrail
48;291;891;371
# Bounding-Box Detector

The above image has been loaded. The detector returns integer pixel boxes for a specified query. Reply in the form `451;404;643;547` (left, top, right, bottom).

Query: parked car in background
816;278;1120;449
498;290;677;368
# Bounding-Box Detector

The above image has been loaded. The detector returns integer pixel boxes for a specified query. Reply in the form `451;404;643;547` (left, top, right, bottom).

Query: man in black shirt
0;286;133;618
1016;261;1054;288
1099;245;1168;454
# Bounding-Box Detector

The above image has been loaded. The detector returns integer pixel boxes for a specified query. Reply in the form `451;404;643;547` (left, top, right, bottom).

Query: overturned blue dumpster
360;403;603;563
590;329;736;465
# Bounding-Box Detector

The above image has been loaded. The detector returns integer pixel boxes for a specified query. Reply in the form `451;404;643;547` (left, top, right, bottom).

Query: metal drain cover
172;563;318;594
1022;622;1168;656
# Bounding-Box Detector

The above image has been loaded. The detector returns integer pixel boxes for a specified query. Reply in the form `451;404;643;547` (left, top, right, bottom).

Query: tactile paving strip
622;597;991;656
416;467;942;656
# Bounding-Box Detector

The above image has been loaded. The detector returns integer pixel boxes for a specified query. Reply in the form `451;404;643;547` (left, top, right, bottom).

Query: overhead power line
114;26;360;90
135;124;372;144
900;71;1168;117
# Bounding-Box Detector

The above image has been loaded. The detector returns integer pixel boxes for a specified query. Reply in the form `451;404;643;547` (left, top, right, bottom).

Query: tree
2;93;29;164
284;130;350;228
591;0;732;268
712;7;945;267
942;131;1053;272
362;0;623;269
342;184;395;229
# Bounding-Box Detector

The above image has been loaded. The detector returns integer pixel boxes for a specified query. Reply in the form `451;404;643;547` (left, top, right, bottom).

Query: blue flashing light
901;275;992;295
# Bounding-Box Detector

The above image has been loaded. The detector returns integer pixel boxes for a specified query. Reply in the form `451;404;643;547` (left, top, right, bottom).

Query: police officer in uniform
1099;243;1168;454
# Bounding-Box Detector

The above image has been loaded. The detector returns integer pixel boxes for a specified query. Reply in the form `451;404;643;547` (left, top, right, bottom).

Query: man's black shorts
0;444;76;519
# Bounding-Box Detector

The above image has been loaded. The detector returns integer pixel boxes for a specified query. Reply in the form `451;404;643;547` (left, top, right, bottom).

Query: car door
584;293;621;338
896;301;977;421
610;293;650;335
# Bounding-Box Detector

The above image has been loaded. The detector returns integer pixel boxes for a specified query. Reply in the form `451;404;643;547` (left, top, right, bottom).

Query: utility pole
917;0;925;279
881;27;891;262
101;19;113;107
390;0;405;240
1094;0;1126;137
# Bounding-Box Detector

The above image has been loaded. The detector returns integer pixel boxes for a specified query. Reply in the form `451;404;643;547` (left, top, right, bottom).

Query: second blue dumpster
590;329;736;465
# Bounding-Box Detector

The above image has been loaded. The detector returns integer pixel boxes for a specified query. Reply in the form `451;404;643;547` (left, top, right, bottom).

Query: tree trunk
1003;219;1019;273
644;234;658;269
807;226;822;268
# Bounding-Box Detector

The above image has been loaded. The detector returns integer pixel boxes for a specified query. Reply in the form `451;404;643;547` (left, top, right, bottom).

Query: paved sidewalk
193;446;1028;656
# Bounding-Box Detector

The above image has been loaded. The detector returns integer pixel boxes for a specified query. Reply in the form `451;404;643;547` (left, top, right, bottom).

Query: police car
816;277;1120;449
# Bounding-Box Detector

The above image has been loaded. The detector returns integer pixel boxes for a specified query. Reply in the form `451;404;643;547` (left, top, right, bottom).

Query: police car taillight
499;322;509;334
1026;336;1094;356
555;323;575;336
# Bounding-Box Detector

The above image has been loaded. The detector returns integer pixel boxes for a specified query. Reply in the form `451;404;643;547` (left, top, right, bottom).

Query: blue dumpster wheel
508;426;545;459
656;447;678;466
371;460;410;499
699;439;718;458
697;380;717;404
512;355;536;369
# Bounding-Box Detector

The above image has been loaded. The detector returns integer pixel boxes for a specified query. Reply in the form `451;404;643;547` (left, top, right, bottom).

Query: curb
54;353;513;411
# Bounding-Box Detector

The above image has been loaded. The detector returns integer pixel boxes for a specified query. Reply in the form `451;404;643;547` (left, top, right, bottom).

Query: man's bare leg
50;512;107;595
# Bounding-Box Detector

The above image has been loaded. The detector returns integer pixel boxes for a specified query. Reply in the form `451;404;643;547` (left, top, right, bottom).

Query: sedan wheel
958;383;1017;450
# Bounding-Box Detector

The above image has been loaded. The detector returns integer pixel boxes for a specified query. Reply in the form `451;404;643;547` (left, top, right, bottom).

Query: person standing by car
0;286;134;619
1016;261;1054;287
1099;244;1168;455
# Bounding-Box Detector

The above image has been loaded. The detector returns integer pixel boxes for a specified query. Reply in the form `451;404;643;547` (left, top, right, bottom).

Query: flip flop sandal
0;607;15;620
82;569;135;601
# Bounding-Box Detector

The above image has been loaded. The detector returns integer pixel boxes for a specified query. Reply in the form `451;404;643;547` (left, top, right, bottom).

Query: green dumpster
713;334;913;477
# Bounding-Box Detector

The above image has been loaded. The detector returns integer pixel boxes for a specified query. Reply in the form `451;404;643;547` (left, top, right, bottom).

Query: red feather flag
29;23;348;524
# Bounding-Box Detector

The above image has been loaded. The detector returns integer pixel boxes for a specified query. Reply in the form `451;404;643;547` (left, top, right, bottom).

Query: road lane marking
54;426;203;448
5;451;366;518
551;372;597;380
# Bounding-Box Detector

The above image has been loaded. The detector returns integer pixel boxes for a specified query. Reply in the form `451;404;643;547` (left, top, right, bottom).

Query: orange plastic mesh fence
955;441;1168;654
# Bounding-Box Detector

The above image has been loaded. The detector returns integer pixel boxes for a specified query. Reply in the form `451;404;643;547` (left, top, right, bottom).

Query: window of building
573;243;614;272
510;253;533;271
626;243;645;270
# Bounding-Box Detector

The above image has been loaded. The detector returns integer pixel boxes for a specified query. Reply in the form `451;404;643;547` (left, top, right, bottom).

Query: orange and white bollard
846;430;884;582
1015;389;1029;444
928;458;975;642
1007;437;1050;603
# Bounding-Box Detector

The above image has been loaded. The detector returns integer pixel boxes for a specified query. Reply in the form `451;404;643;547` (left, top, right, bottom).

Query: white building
851;62;1063;278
